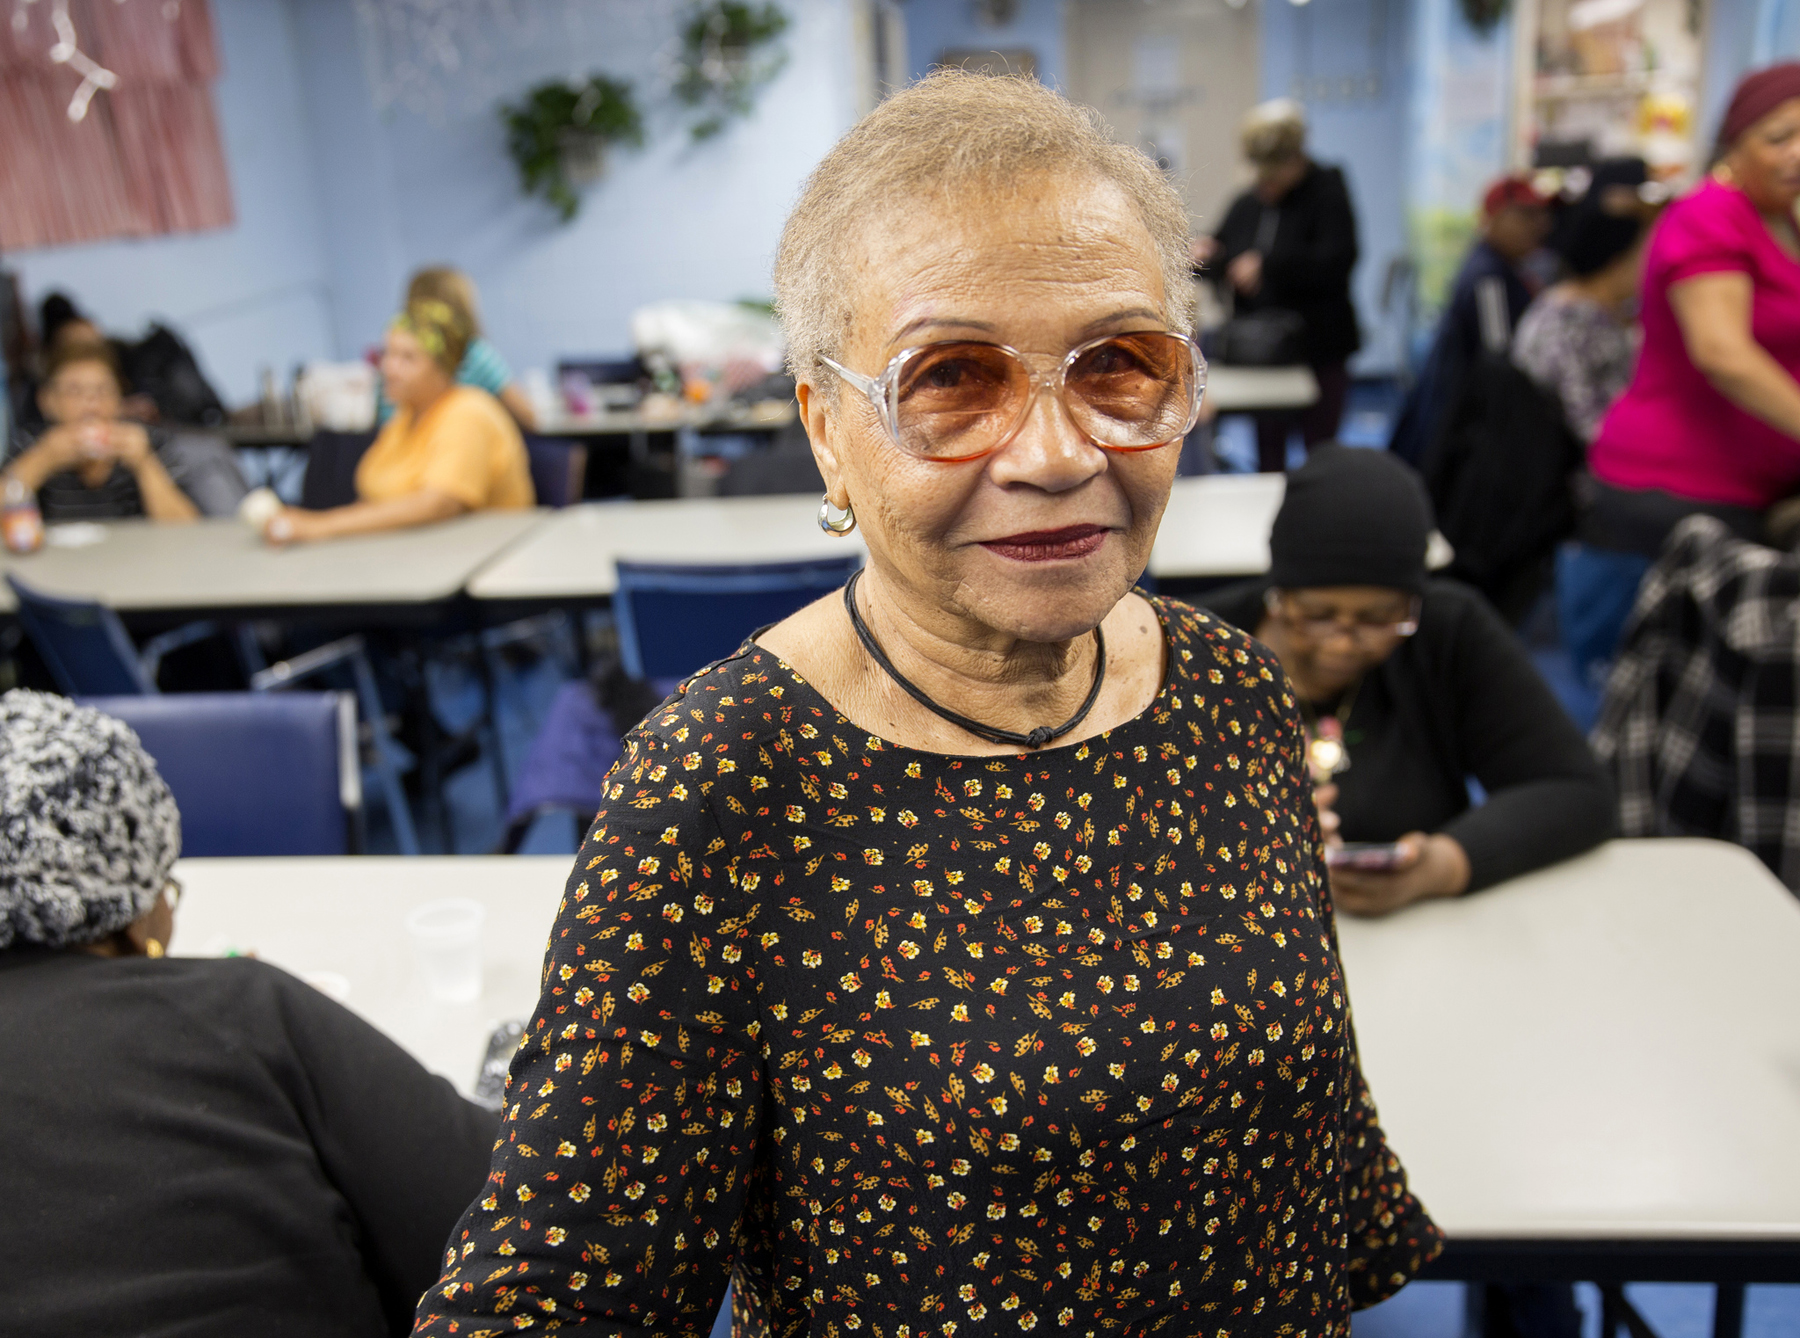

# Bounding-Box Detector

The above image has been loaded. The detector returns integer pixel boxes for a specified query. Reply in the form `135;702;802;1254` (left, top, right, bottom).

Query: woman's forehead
848;177;1166;352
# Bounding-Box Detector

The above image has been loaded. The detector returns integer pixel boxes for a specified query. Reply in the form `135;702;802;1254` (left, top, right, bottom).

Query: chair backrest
7;575;154;695
79;692;357;856
524;435;588;508
300;429;377;510
614;555;862;680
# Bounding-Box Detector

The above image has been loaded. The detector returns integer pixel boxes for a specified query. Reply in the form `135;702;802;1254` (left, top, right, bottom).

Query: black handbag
1209;309;1308;367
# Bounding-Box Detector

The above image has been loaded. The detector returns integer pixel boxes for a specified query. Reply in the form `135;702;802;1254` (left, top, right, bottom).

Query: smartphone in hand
1325;841;1407;872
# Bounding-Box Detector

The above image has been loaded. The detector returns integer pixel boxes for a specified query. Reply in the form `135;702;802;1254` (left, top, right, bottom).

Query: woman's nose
986;383;1107;492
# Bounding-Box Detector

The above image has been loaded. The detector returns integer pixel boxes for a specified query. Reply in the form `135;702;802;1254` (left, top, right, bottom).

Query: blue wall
904;0;1068;87
288;0;859;379
4;0;858;403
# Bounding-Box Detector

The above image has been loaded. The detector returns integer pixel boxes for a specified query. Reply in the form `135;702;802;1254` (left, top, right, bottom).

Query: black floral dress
414;599;1441;1338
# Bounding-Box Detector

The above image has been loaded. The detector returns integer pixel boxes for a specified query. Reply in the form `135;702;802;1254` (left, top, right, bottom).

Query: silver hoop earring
818;495;856;535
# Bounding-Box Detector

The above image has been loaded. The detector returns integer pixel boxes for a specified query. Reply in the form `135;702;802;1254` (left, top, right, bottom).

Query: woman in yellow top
264;299;533;544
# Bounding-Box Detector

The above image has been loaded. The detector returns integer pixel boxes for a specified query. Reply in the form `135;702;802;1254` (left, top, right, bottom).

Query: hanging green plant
502;75;644;222
673;1;790;141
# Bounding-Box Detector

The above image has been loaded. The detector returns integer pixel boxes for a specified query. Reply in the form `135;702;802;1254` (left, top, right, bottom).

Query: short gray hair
774;69;1197;389
1241;98;1307;167
0;690;180;949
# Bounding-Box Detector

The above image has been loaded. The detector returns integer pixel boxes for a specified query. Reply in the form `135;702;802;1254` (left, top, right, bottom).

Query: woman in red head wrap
1561;63;1800;677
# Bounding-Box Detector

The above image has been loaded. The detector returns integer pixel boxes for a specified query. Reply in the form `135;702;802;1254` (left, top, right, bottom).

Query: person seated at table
1204;446;1615;916
264;298;534;544
0;690;498;1337
388;266;538;431
1;340;246;522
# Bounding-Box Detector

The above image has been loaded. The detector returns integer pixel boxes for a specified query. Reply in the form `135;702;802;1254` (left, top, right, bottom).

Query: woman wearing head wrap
0;690;498;1335
1514;158;1659;443
262;297;534;544
1205;448;1615;917
1562;64;1800;673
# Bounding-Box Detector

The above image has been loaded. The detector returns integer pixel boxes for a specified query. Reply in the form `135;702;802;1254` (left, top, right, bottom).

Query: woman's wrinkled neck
854;561;1097;706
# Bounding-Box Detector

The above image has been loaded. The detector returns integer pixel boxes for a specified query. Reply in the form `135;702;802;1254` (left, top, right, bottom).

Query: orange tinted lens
893;342;1028;459
1065;333;1195;447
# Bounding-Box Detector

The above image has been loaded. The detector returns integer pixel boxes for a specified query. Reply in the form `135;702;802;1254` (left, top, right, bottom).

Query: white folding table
466;493;867;606
0;511;546;623
169;837;1800;1338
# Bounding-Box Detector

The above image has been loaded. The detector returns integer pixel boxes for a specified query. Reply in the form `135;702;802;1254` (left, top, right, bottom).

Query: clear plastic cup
405;898;486;1003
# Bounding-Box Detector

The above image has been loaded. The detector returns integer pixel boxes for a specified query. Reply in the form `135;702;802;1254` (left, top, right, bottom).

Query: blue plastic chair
523;435;588;508
614;555;862;680
498;557;860;853
6;574;418;855
80;692;358;856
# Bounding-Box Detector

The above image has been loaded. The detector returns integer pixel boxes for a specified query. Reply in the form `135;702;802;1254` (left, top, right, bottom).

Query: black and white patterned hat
0;690;181;949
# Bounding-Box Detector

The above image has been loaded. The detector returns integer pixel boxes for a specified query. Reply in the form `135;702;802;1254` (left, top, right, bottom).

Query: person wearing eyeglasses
415;71;1440;1338
0;690;498;1338
1204;447;1615;918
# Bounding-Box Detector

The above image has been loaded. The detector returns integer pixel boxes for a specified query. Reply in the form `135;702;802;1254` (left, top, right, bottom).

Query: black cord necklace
842;569;1106;750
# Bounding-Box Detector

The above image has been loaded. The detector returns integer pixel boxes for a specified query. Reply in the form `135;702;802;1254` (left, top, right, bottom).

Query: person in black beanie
1203;446;1615;918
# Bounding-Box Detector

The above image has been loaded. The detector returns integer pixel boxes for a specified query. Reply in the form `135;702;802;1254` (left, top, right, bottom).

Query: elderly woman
1205;448;1615;917
265;298;534;544
1562;64;1800;674
0;691;497;1336
1197;99;1361;471
414;73;1438;1336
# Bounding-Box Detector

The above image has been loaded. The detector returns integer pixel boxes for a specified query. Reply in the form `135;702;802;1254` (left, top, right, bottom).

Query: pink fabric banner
0;0;233;251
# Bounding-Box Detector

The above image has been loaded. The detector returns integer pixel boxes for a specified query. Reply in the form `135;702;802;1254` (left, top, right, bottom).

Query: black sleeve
265;968;501;1333
1434;590;1617;890
1206;192;1261;283
1262;167;1359;298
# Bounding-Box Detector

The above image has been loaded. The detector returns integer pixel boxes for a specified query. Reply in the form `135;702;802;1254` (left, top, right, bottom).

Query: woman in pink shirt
1562;63;1800;678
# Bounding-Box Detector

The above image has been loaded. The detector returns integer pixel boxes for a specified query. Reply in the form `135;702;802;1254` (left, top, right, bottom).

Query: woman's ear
797;380;852;511
121;894;175;958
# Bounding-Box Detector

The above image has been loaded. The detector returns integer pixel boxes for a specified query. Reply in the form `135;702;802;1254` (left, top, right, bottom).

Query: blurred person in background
0;690;497;1337
264;298;533;544
1;340;246;522
1562;64;1800;680
1196;98;1360;471
30;292;226;429
1514;159;1657;443
1204;447;1614;918
378;267;537;431
1391;176;1553;467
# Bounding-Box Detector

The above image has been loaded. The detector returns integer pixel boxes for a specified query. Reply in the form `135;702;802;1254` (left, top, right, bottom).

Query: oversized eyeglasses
820;332;1207;463
1265;589;1422;643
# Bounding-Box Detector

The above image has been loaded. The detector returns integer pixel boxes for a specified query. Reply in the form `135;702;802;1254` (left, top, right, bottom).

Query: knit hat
1718;63;1800;151
1268;446;1433;595
0;691;181;950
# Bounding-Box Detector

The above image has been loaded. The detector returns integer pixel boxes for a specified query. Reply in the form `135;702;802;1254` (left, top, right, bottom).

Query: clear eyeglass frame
818;331;1208;463
1265;588;1423;642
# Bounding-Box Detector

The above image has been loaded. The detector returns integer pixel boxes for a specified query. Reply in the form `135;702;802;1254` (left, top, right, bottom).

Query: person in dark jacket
1390;175;1553;467
0;690;498;1338
1204;446;1615;916
1198;98;1360;471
